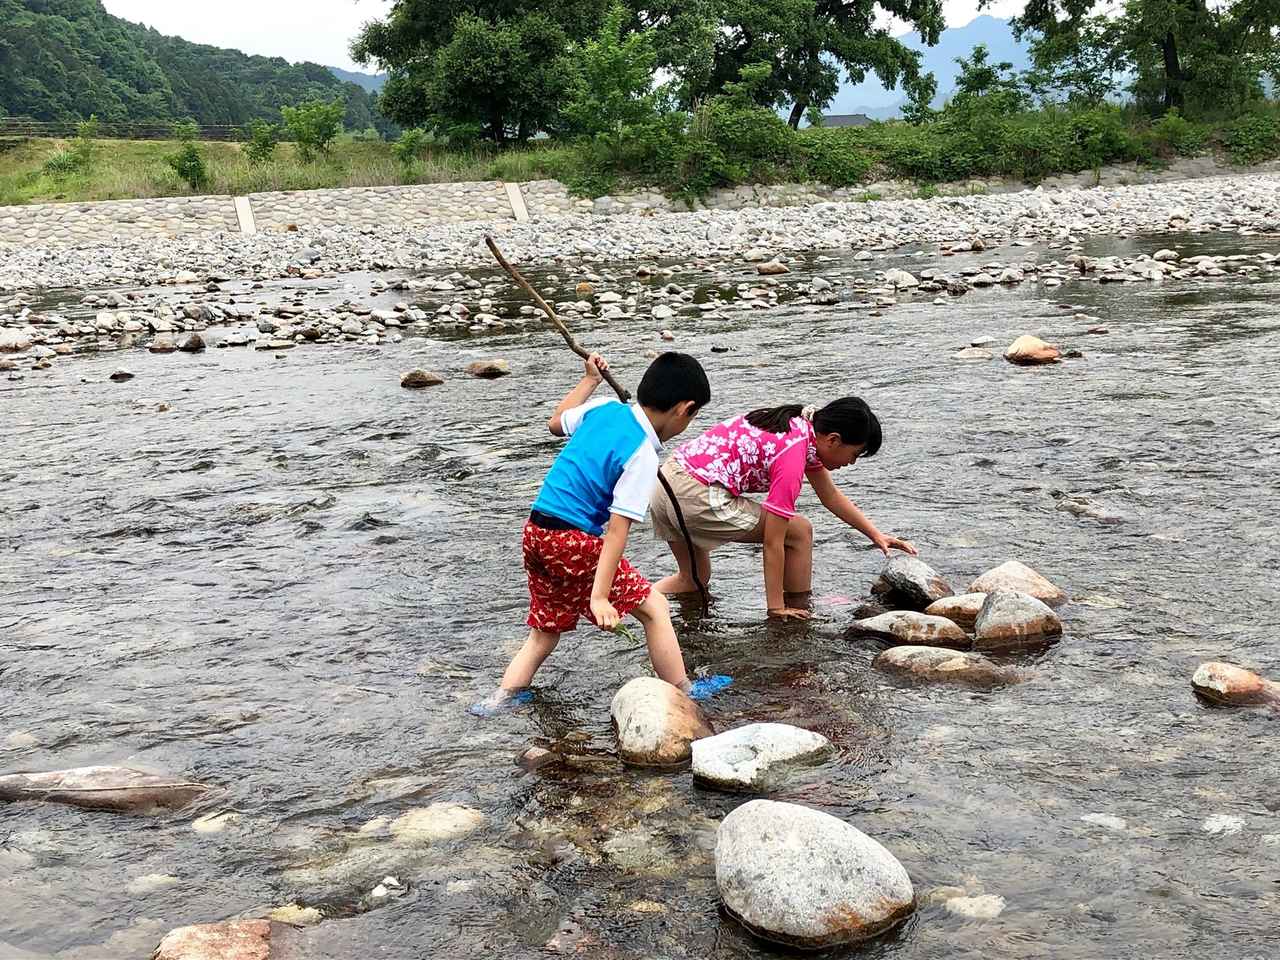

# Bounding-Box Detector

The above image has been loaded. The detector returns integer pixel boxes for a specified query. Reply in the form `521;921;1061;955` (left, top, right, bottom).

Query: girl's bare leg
654;540;712;596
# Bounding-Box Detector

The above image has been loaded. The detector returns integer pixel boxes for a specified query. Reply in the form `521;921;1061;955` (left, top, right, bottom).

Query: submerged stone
466;359;511;379
388;802;485;844
0;765;207;814
400;369;444;389
611;677;713;767
871;556;954;610
716;799;915;949
692;723;833;791
154;920;271;960
873;645;1020;686
849;611;969;649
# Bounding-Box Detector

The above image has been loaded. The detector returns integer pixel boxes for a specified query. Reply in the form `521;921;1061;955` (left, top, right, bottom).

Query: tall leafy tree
1011;0;1280;113
352;0;608;141
637;0;946;127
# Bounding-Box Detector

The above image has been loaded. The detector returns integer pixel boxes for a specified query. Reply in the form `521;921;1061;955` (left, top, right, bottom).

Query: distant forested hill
0;0;387;132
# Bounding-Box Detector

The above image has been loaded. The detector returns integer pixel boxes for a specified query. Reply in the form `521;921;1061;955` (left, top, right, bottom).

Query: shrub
44;115;100;179
1225;108;1280;165
282;100;346;162
166;143;209;190
393;128;430;171
1147;110;1211;158
800;129;873;186
244;120;278;165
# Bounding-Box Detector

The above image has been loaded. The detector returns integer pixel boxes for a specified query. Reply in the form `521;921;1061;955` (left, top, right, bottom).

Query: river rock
154;919;271;960
873;646;1019;686
883;268;919;289
149;335;177;353
924;593;988;630
0;328;31;352
611;677;713;766
388;802;485;844
1004;335;1061;365
967;560;1066;605
871;556;954;610
400;369;444;389
757;261;790;275
952;346;993;361
1153;248;1180;262
972;590;1063;651
692;723;833;791
716;799;915;948
178;333;206;353
1191;662;1280;707
849;611;969;648
466;359;511;379
109;368;135;382
0;765;208;814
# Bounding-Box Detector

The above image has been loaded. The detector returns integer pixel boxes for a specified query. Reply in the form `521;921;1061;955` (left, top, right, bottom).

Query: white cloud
102;1;1026;72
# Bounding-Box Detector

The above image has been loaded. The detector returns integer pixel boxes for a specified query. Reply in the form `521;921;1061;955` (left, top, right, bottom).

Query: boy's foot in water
687;675;733;701
468;688;534;717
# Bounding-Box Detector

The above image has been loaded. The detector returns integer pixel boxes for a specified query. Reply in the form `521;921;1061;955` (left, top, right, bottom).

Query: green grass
0;137;573;205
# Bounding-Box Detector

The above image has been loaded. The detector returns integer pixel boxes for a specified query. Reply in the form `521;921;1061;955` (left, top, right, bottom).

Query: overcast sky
102;0;1026;72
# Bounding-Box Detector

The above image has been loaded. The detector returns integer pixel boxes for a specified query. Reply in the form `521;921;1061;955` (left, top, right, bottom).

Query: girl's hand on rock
768;607;813;622
873;533;917;557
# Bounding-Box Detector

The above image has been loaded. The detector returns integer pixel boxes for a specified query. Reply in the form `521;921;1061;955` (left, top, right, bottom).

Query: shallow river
3;234;1279;960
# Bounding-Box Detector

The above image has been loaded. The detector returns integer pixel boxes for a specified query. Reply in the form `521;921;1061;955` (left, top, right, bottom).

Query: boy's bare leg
630;590;689;689
654;540;712;596
500;629;561;690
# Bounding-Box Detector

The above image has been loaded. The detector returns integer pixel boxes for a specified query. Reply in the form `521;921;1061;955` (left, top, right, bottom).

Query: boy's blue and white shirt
531;398;663;537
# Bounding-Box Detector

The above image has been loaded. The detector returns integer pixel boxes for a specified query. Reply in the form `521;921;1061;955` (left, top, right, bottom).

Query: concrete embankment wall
1;155;1275;248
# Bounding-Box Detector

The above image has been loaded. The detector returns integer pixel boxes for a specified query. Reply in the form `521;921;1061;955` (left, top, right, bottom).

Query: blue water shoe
688;675;733;701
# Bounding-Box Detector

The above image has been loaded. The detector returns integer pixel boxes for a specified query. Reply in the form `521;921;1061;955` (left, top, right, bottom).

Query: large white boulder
871;556;954;610
973;590;1063;651
611;677;713;766
692;723;833;791
967;560;1066;605
716;799;915;948
849;611;969;649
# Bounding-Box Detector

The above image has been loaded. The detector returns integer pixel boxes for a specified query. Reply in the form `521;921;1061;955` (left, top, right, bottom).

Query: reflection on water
2;235;1280;959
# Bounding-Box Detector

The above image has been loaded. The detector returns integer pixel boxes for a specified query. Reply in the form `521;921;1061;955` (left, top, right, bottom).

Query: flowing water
2;235;1279;960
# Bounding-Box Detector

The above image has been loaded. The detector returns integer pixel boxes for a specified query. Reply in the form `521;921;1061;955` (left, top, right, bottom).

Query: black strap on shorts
530;509;580;532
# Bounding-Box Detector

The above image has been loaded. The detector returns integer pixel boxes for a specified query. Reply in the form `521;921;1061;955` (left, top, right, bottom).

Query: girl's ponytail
744;403;806;433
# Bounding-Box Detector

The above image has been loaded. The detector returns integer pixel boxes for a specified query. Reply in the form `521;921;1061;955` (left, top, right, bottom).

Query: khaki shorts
649;460;763;552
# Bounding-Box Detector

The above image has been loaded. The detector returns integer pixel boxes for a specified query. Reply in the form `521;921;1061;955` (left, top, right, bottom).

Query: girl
650;398;916;620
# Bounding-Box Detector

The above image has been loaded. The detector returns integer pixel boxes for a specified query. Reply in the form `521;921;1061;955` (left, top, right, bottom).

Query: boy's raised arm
548;353;610;436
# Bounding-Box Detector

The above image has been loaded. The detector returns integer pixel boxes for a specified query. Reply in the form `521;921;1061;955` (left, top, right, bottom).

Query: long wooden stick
485;236;631;403
485;235;709;609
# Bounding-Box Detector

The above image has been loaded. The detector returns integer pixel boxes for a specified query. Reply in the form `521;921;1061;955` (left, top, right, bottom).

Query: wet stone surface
1;231;1279;959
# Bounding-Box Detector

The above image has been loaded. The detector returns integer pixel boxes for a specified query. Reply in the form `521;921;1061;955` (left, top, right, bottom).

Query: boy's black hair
636;352;711;412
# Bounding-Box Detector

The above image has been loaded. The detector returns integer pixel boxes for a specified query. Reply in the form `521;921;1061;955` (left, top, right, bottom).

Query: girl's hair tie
800;404;818;422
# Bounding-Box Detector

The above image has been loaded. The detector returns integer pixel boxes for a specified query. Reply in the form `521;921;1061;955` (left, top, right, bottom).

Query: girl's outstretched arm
807;468;917;557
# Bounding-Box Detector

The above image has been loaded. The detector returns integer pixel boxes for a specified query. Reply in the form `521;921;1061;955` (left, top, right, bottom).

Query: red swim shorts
523;520;652;633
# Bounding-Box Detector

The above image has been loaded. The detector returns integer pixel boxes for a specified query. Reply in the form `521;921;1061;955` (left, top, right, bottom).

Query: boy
471;351;730;716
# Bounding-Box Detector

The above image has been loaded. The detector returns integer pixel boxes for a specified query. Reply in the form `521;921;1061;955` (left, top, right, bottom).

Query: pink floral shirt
674;415;825;518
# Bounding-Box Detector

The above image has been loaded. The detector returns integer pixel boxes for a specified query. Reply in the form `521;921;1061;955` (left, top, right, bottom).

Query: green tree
563;3;662;142
243;118;278;164
1010;0;1280;114
638;0;945;128
282;99;345;161
352;0;606;142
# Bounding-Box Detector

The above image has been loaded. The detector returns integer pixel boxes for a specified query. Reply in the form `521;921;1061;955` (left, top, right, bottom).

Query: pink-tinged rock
972;590;1063;651
0;765;208;814
967;560;1067;606
924;593;987;631
1191;662;1280;707
1004;335;1061;365
466;359;511;379
154;920;271;960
